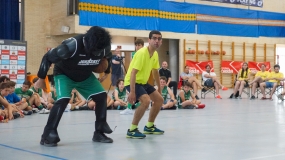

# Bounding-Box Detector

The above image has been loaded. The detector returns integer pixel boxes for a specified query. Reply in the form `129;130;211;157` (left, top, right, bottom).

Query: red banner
248;61;271;72
185;60;214;74
221;61;244;74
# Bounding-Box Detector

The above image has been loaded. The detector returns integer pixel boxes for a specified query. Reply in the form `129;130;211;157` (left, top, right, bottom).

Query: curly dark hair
116;78;124;88
84;26;112;53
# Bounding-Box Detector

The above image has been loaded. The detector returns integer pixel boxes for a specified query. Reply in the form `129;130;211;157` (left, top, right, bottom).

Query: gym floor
1;90;285;160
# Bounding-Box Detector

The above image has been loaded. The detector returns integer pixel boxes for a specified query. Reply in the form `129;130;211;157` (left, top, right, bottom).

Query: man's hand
34;78;47;90
128;92;136;104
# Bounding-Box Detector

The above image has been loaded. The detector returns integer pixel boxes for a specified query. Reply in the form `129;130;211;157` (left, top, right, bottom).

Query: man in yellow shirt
249;64;270;100
125;30;164;139
260;64;284;100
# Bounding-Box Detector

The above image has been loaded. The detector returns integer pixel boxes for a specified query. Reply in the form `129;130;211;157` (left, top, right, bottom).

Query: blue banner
79;0;196;33
79;0;285;37
159;1;195;33
258;11;285;37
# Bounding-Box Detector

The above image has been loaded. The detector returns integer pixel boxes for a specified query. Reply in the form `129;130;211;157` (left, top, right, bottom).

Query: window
68;0;79;15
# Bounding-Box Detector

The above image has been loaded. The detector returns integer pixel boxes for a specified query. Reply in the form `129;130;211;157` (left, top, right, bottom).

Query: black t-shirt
111;55;122;75
159;68;172;81
53;35;110;82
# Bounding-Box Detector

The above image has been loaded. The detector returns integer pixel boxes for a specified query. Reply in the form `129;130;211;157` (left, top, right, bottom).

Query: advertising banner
185;60;214;74
0;39;27;88
221;61;244;74
248;61;271;72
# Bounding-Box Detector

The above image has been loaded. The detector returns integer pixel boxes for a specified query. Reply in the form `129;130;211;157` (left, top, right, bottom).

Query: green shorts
54;74;105;100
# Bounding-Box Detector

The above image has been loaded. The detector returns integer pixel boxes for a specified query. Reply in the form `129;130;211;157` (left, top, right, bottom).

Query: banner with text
0;39;27;88
221;61;244;74
201;0;263;7
248;61;271;72
185;60;214;74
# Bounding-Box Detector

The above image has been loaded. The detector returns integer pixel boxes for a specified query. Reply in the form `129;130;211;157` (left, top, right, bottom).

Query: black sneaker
23;110;33;115
92;131;113;143
40;139;58;147
195;95;200;100
13;113;20;119
250;95;256;100
202;88;207;92
184;105;195;109
79;106;90;110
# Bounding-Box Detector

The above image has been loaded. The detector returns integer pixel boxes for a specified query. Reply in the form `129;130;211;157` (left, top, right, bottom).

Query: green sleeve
28;90;33;97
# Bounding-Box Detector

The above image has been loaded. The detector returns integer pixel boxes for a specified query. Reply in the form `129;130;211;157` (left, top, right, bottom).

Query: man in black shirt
159;61;178;97
111;48;124;86
35;26;114;147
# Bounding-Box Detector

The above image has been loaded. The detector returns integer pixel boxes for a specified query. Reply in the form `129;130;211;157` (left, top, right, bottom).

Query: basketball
93;58;108;73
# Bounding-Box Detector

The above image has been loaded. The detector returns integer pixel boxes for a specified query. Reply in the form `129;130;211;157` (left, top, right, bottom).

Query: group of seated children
229;63;284;100
0;76;58;123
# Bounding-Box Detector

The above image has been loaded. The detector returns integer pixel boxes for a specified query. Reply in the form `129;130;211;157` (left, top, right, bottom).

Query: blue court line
0;143;67;160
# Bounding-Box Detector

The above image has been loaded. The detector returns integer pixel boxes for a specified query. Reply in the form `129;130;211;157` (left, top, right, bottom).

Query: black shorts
204;79;214;87
125;83;156;100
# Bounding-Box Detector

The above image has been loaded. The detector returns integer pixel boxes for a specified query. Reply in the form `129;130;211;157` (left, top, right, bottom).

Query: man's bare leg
251;82;258;96
214;82;219;95
192;82;198;96
131;94;150;125
148;91;163;122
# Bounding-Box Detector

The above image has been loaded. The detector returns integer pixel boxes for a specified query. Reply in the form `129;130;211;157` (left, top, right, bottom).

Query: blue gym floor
1;90;285;160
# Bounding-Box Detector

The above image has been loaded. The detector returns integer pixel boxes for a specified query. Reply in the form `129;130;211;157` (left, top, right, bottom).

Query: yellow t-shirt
268;72;284;83
255;71;270;80
238;69;251;81
124;47;160;86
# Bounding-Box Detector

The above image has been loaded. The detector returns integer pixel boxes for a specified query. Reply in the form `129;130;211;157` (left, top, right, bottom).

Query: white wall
276;44;285;74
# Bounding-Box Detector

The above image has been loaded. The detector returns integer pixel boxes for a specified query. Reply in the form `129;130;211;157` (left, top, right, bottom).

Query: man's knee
139;95;151;108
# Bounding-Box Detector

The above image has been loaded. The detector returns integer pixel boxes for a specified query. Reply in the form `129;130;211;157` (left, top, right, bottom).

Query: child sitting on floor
177;81;205;109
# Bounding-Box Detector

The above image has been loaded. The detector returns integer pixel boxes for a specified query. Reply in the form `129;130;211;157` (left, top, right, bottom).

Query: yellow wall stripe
79;2;196;21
